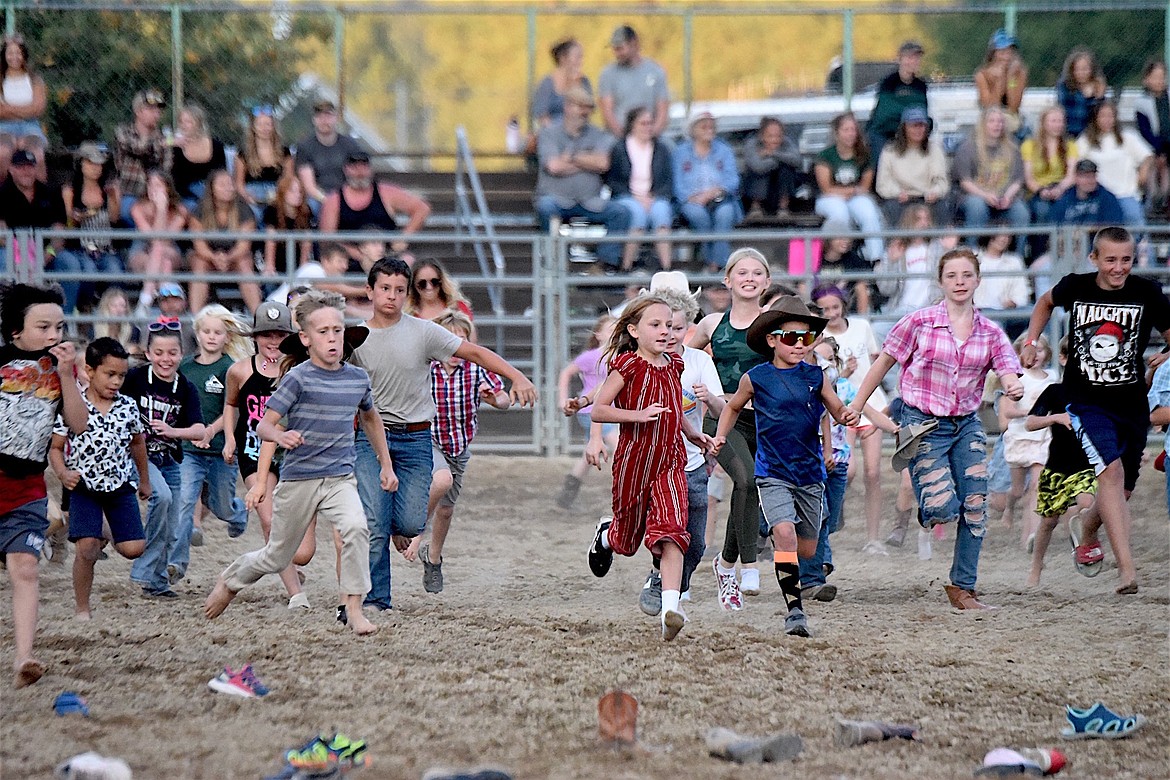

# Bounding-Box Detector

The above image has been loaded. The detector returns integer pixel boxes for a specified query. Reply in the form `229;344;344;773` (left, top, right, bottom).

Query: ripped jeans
902;405;988;592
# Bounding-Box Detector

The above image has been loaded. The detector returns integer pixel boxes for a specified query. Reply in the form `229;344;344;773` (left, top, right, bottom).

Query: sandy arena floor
1;454;1167;779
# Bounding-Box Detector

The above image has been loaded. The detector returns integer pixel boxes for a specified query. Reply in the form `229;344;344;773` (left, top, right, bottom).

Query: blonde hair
654;288;699;322
602;295;672;367
405;259;469;317
585;314;616;350
193;304;252;362
1013;331;1050;357
724;247;771;280
974;106;1017;179
95;287;133;346
292;288;346;332
434;309;474;341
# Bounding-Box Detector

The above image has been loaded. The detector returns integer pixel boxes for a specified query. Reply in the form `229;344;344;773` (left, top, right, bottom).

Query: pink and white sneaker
712;559;743;611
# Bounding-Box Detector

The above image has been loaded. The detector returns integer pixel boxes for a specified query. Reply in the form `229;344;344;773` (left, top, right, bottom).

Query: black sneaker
588;517;613;577
335;604;347;626
143;586;178;599
555;475;581;510
421;543;444;594
638;570;662;616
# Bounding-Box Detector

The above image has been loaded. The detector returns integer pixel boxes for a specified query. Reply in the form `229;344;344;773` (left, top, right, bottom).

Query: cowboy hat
745;295;828;357
891;419;939;472
279;325;370;362
642;270;700;300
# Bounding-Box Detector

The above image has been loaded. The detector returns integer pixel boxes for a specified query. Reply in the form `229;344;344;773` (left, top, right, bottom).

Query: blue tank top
747;360;827;486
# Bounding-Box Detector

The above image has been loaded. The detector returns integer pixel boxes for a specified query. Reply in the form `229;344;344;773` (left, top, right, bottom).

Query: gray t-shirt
265;361;373;481
598;58;669;129
349;316;463;425
294;133;362;195
535;121;615;212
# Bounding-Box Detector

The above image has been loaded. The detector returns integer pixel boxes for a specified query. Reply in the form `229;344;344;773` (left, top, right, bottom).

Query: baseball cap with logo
251;302;296;335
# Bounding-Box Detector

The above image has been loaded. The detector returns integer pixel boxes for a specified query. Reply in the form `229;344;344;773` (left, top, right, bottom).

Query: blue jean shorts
576;412;618;440
0;498;49;556
69;484;145;543
1069;404;1145;492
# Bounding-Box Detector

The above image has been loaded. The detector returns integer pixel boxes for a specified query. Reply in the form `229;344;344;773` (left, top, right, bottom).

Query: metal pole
1004;2;1018;36
526;7;537;134
842;9;854;110
170;3;183;117
5;4;15;37
334;9;346;117
1165;0;1170;72
683;10;693;111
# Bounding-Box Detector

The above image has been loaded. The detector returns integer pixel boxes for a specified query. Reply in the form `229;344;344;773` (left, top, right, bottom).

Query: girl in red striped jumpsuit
586;296;715;641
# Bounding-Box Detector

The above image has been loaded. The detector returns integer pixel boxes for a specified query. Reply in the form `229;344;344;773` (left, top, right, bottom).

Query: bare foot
204;578;238;619
350;614;378;636
391;534;410;553
1000;508;1015;530
13;658;45;688
1116;582;1139;595
1025;571;1041;588
75;611;92;622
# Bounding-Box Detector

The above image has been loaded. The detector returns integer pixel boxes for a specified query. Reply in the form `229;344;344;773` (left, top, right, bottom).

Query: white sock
600;533;611;550
715;559;736;576
661;589;681;616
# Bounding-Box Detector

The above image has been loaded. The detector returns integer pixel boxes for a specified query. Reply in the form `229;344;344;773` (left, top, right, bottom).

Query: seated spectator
874;203;946;317
1077;102;1153;232
114;88;171;225
235;105;292;221
128;169;187;315
975;30;1028;136
406;258;473;321
973;229;1030;330
1021;105;1078;225
740;116;802;216
187;168;260;313
56;142;123;313
674;111;742;272
1056;47;1106;138
0;34;47;180
815;111;884;262
267;242;369;319
319;149;430;266
94;287;135;353
0;148;67;297
606;107;673;271
170;103;226;212
295;99;361;215
1049;159;1124;226
599;25;670;138
262;173;315;278
953;106;1028;252
875;106;950;227
866;40;928;162
534;85;628;271
533;38;592;129
1137;59;1170;213
815;219;873;314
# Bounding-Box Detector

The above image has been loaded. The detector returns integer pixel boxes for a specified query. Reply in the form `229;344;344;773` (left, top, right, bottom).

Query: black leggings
705;409;760;565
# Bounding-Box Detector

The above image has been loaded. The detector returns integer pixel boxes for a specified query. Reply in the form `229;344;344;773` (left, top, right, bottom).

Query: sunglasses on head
148;319;182;333
252;105;274;117
771;329;816;347
415;278;441;290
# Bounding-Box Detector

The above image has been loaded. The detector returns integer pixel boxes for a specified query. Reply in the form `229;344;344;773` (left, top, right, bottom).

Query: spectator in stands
975;29;1028;136
56;142;123;314
875;204;945;318
1056;47;1106;138
1049;159;1124;226
866;40;928;162
674;111;741;273
319;149;430;266
954;107;1028;252
235;105;292;222
816;220;873;314
129;170;187;315
875;106;950;226
0;34;47;181
1021;105;1078;226
973;229;1030;337
1136;59;1170;212
534;85;629;272
170;103;226;212
1077;101;1153;233
406;258;473;321
94;287;135;352
187;169;260;314
740;117;802;217
607;107;674;271
114;88;171;226
0;147;66;293
533;38;592;129
815;112;884;263
295;99;361;216
599;25;669;138
262;172;314;279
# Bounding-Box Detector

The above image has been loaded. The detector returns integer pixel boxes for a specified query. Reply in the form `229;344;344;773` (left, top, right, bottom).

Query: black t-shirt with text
1029;383;1091;476
121;364;203;463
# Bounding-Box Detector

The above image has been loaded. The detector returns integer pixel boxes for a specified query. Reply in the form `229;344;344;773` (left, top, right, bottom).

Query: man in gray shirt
535;86;630;270
295;99;362;216
599;25;670;138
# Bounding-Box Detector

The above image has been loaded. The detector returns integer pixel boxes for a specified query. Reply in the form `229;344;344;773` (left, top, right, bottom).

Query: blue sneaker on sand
227;497;249;538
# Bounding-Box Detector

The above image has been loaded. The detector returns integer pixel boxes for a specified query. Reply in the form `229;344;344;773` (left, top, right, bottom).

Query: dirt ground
1;454;1167;779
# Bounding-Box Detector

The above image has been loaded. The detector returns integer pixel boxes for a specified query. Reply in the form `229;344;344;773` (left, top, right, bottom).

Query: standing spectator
295;99;361;216
1077;102;1153;234
815;112;884;263
1136;59;1170;211
0;150;68;302
1056;47;1106;138
0;34;47;180
56;143;123;313
975;29;1029;136
1021;106;1078;226
262;172;314;279
866;40;928;162
128;170;187;315
534;86;628;272
598;25;670;138
169;104;226;212
532;38;592;129
187;169;260;314
954;107;1029;251
235;105;291;222
875;106;950;226
607;107;674;271
674;112;741;272
114;89;171;226
740;117;803;217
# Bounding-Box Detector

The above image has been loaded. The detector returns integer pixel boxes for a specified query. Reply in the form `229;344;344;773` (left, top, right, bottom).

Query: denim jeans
615;195;673;232
534;197;631;267
168;453;246;580
679;199;741;268
902;405;989;592
798;466;848;587
960;195;1030;255
130;457;182;593
245;182;277;223
680;466;709;594
814;193;885;262
51;249;123;314
355;428;431;609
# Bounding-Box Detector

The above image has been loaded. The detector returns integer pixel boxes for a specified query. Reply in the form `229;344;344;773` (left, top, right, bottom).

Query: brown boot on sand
944;584;998;611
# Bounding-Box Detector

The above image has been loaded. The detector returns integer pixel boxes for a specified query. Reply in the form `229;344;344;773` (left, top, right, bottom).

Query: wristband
1022;339;1036;348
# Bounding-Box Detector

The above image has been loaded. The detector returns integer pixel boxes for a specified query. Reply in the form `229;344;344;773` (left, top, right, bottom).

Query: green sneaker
286;733;369;770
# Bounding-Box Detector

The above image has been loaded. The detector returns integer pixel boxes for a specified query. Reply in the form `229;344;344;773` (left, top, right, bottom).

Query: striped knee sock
774;550;801;612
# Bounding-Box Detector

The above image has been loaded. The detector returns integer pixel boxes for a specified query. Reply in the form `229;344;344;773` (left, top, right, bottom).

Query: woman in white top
0;34;47;176
1077;102;1153;232
973;230;1030;336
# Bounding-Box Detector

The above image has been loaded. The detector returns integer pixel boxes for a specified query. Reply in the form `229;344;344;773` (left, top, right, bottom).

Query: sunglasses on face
415;278;441;290
148;318;182;333
771;329;816;347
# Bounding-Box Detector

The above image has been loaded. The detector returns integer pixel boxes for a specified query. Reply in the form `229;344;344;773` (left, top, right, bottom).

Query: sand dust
2;455;1167;779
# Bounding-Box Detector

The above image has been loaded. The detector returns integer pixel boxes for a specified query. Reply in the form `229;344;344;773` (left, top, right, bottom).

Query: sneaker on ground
680;589;691;602
712;559;742;611
861;540;889;556
639;570;662;616
286;733;369;771
287;593;310;611
885;526;906;548
421;542;444;594
801;584;838;602
142;586;178;599
227;496;249;538
587;517;614;578
784;607;811;637
166;563;182;584
740;567;761;596
190;527;205;547
662;607;686;641
555;474;581;509
208;665;267;698
237;663;270;696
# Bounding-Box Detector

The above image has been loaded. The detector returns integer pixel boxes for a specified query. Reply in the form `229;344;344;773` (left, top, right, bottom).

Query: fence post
1004;2;1017;36
526;7;537;133
4;3;14;36
1165;0;1170;72
842;9;854;110
334;8;346;116
170;3;183;117
683;9;693;112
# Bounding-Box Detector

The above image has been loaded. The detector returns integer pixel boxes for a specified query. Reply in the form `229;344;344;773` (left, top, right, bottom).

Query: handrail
454;125;509;354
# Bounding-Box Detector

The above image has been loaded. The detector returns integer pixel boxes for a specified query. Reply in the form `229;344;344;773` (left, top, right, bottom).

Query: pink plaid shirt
431;361;505;457
883;302;1021;417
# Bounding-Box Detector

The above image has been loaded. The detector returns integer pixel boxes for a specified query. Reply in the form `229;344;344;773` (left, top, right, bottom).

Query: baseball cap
9;149;35;167
251;302;296;335
687;111;716;134
77;141;108;165
345;150;371;164
1075;159;1099;174
610;25;637;46
990;28;1018;50
901;106;929;125
898;40;925;56
312;99;337;114
157;282;185;300
133;88;166;110
562;85;595;108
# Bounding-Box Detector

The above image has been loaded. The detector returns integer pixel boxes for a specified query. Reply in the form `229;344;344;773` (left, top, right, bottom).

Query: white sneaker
739;567;761;596
917;528;932;560
861;540;890;556
680;589;691;602
287;592;311;610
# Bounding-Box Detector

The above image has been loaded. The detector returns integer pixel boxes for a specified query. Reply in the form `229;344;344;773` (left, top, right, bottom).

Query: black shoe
143;587;178;599
588;517;614;578
335;604;347;626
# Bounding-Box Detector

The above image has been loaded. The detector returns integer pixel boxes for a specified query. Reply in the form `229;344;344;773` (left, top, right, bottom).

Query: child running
555;314;618;509
1021;225;1170;594
205;290;397;636
714;296;860;637
49;338;150;620
850;248;1023;611
586;296;716;641
0;282;87;687
999;333;1057;549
